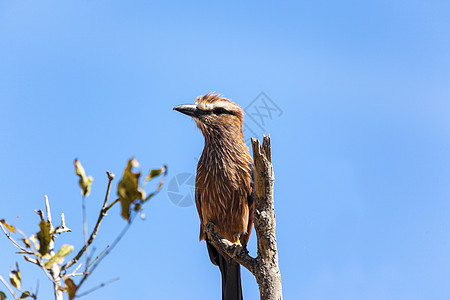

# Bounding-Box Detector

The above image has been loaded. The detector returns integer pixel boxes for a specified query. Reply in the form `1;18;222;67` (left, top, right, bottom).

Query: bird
174;93;254;300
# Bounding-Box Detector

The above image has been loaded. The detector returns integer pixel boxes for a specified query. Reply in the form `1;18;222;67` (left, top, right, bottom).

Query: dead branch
76;212;135;291
0;275;20;300
204;223;257;275
0;223;34;255
206;135;283;300
62;171;115;271
75;277;119;298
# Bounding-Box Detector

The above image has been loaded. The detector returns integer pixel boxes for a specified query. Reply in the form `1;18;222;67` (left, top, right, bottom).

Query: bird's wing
195;187;205;241
245;163;255;245
197;187;222;266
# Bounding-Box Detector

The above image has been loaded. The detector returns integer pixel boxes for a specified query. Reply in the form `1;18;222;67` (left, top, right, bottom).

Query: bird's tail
207;242;243;300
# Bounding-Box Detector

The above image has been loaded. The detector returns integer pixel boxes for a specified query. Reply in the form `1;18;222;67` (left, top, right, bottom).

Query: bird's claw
205;222;216;236
231;244;241;258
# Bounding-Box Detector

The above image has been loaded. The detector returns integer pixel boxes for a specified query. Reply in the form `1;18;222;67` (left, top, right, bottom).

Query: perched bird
174;93;254;300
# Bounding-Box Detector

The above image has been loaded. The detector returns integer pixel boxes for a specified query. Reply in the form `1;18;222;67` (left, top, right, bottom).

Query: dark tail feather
207;242;243;300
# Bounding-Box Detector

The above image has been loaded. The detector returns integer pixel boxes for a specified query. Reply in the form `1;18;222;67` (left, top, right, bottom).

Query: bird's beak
173;104;198;118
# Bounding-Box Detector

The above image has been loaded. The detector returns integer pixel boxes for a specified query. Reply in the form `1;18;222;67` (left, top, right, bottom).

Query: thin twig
86;245;109;270
35;279;40;299
64;273;86;278
64;263;83;280
0;223;33;255
91;213;136;274
0;275;20;300
44;195;52;225
62;171;115;271
35;210;44;222
23;256;54;282
86;246;96;263
75;277;119;298
82;195;89;267
77;212;136;290
54;213;71;235
104;198;119;212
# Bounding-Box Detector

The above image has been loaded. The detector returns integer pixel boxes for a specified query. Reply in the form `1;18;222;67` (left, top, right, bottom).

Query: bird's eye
214;107;227;115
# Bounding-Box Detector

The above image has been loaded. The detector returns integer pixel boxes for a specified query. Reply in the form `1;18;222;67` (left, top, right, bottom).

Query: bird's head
174;93;244;136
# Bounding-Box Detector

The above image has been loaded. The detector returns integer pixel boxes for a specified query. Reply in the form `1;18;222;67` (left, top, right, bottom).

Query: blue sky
1;1;450;299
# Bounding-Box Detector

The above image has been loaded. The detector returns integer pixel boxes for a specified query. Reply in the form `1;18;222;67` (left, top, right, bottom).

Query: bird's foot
231;234;242;258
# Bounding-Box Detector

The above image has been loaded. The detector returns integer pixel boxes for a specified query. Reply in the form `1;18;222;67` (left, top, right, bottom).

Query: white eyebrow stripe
197;100;235;111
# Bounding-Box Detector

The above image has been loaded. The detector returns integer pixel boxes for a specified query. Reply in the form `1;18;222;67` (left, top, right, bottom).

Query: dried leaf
9;263;21;290
44;244;74;269
0;291;6;300
37;220;52;256
143;165;167;201
117;158;145;221
64;278;78;300
19;291;30;299
143;168;163;183
74;159;94;196
0;219;16;233
20;238;32;249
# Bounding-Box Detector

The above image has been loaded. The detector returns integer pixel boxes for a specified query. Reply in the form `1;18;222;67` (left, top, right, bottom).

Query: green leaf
44;244;74;269
117;158;145;221
37;220;52;256
9;263;21;290
74;159;94;196
64;278;78;300
0;291;7;300
0;219;16;233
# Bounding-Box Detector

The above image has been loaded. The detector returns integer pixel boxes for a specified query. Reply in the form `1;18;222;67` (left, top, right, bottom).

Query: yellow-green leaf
44;244;74;269
64;278;78;300
9;263;21;290
0;219;16;233
74;159;94;196
0;291;7;300
28;234;40;251
117;158;145;221
37;220;52;256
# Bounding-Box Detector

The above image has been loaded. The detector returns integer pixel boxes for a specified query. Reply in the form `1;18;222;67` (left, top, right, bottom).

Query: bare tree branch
77;212;135;290
0;223;33;255
75;277;119;298
206;136;283;300
23;256;54;283
44;195;52;225
205;222;257;274
82;195;89;267
86;245;109;270
54;213;71;235
251;136;283;300
104;199;119;212
42;196;64;300
62;171;115;272
0;275;20;300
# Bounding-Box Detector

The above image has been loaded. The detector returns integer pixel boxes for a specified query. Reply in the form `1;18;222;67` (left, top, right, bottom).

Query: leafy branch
0;158;167;300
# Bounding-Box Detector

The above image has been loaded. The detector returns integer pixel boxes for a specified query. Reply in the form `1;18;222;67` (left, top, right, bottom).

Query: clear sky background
1;1;450;299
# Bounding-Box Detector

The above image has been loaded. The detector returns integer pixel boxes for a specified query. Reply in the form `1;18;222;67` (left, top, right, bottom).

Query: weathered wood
206;135;283;300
